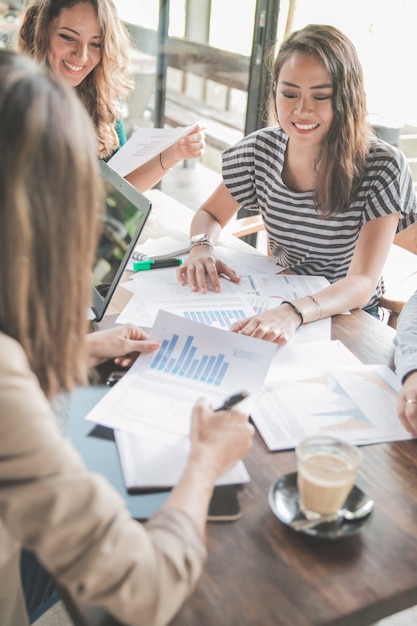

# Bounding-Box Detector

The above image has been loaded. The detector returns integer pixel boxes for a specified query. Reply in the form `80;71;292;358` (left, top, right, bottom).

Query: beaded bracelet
280;300;304;327
307;294;323;320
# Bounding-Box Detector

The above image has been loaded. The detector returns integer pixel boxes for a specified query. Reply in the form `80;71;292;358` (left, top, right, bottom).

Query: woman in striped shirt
178;23;417;346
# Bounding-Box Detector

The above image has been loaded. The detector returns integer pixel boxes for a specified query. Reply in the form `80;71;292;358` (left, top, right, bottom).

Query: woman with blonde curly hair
19;0;205;191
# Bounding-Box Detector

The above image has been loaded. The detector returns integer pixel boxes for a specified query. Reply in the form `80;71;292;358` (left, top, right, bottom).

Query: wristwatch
189;233;214;250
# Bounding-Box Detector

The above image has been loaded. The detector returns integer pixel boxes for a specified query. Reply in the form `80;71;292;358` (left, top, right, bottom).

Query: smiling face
275;52;334;151
47;3;102;87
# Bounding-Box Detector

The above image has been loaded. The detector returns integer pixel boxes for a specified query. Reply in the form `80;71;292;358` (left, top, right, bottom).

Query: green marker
133;258;183;272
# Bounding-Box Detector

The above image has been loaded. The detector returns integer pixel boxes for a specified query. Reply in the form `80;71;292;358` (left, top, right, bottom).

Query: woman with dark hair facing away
0;49;253;626
178;24;416;345
18;0;206;192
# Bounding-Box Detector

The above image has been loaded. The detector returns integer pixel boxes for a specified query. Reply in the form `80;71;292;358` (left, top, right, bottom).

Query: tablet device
90;160;152;321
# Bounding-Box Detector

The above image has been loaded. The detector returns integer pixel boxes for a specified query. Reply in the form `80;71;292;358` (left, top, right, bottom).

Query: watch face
191;234;207;243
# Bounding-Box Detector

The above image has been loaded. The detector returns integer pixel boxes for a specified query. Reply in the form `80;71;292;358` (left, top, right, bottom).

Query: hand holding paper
108;122;201;177
86;310;276;446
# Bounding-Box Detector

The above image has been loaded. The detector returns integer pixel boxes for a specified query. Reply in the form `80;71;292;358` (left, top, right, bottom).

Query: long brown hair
270;24;371;216
0;50;103;397
18;0;133;158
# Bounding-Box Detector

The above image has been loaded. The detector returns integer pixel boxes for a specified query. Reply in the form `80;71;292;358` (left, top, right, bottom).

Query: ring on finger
406;399;417;405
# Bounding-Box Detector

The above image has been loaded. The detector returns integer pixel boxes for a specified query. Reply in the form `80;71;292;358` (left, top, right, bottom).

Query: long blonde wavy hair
18;0;134;158
0;50;103;397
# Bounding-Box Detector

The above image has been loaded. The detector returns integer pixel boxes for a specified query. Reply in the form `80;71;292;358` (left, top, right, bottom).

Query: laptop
90;160;152;321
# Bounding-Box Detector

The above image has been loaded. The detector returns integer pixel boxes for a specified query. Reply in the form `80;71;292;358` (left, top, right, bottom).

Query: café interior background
114;0;417;188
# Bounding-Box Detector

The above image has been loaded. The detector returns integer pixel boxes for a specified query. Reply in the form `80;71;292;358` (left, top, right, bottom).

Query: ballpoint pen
133;258;183;271
215;390;250;411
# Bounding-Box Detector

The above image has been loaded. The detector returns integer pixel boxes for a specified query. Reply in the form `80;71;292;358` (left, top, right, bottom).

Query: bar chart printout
183;308;246;329
151;333;229;384
85;310;277;444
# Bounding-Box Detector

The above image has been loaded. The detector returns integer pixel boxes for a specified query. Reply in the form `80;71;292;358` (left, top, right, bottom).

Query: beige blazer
0;333;206;626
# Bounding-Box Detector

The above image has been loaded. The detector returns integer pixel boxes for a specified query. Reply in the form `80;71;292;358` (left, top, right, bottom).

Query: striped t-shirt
222;127;417;308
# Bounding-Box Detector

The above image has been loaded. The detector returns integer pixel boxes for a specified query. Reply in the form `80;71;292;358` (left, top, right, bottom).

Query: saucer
268;472;373;539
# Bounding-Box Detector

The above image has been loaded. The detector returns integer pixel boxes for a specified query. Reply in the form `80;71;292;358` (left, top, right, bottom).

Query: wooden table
170;310;415;626
94;190;417;626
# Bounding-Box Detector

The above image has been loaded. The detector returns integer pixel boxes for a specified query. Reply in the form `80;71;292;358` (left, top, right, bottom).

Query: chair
231;215;417;329
231;213;271;255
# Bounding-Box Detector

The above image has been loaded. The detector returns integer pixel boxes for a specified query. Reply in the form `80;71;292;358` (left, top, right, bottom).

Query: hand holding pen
215;390;250;411
189;393;254;483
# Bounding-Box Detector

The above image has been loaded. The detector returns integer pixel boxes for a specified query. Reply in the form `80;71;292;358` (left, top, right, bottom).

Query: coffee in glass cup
296;435;362;520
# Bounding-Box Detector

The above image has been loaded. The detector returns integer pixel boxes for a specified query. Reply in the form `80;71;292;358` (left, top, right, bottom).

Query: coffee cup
296;435;362;520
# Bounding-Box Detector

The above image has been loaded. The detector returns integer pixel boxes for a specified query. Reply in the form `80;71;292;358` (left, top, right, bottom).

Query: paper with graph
86;310;276;446
117;257;331;342
252;363;412;451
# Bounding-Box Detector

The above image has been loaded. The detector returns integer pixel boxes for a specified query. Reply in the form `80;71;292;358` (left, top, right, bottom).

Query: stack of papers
114;430;250;490
119;244;332;342
85;245;413;491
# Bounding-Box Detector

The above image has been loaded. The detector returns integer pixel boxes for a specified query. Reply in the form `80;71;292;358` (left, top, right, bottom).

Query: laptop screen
90;160;152;321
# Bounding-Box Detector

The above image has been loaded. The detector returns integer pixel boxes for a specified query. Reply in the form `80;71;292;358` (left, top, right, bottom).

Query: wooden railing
126;24;249;151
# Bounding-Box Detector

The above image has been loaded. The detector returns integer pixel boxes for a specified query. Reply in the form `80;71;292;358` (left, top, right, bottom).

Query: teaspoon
291;497;374;532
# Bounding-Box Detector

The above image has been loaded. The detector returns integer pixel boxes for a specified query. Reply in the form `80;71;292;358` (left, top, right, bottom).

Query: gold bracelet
308;294;323;320
159;152;172;172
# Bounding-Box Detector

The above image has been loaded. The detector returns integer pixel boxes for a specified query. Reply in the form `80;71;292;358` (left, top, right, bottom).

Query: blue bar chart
183;307;247;329
243;273;260;296
150;333;229;385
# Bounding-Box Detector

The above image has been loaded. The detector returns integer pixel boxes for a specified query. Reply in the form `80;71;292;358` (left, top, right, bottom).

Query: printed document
118;268;258;329
107;122;200;177
117;253;332;341
86;310;276;447
252;362;412;451
114;430;250;489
